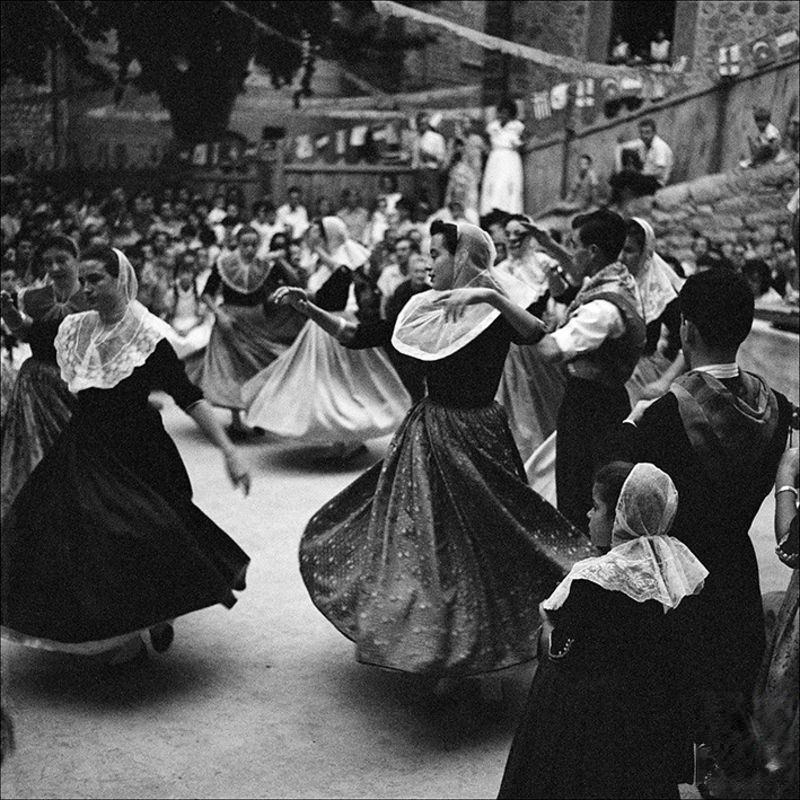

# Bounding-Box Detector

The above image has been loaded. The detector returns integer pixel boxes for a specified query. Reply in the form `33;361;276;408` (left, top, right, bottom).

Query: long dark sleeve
314;266;352;311
150;339;204;410
346;320;394;350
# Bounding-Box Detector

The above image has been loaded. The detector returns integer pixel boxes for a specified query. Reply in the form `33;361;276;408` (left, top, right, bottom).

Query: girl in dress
1;246;251;664
295;221;592;677
163;254;213;383
495;215;568;462
498;462;708;799
200;226;304;440
0;235;88;520
619;217;685;403
243;216;410;457
480;99;525;216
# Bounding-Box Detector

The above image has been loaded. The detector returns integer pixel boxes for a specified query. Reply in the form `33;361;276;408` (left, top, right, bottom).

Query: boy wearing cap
742;107;782;167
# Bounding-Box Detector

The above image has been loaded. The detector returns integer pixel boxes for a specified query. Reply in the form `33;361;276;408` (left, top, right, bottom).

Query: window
608;1;677;65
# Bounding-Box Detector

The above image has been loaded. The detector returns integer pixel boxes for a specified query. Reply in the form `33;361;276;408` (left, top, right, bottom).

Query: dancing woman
0;235;88;520
243;217;410;455
495;215;568;462
200;226;305;439
1;246;251;664
296;221;591;676
619;217;685;403
498;462;707;799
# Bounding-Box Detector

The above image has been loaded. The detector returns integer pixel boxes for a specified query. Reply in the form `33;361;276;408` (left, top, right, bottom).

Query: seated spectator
545;154;601;215
314;196;333;219
207;194;227;226
768;237;797;296
392;197;417;238
649;29;671;66
741;108;782;168
337;189;369;244
610;118;673;205
384;253;432;327
277;186;309;239
608;33;630;65
251;202;285;257
377;236;419;318
378;174;403;219
742;258;785;307
111;215;142;251
149;201;182;240
786;113;799;155
365;195;390;250
428;197;478;226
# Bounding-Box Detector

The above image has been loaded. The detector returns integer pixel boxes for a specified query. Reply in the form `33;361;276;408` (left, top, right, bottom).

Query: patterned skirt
1;358;74;521
200;304;296;410
300;398;591;676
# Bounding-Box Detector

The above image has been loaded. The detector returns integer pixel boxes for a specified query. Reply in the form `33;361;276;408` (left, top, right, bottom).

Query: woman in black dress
0;235;88;520
498;461;708;799
1;246;251;664
276;221;592;677
200;226;305;440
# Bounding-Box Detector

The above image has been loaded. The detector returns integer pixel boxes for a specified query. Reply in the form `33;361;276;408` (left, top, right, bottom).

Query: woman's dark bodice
75;338;202;422
22;287;88;363
349;307;533;408
644;296;681;358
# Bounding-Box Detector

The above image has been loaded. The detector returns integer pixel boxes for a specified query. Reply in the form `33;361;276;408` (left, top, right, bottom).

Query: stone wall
693;0;800;87
624;157;798;263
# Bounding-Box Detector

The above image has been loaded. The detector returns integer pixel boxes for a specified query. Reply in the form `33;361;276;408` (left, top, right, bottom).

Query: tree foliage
0;1;438;142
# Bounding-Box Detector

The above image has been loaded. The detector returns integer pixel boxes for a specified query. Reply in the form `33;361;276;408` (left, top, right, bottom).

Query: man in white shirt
533;209;645;529
276;187;309;240
412;112;448;208
377;236;419;318
610;118;674;204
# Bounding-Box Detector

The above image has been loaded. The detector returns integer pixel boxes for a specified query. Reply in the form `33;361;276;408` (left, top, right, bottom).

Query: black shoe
149;623;174;653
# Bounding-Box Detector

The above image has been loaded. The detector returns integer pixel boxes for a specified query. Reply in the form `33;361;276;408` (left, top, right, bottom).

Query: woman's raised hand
224;450;251;497
434;287;496;322
270;286;309;312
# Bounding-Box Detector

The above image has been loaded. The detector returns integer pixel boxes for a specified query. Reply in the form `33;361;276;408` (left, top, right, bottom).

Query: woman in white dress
243;217;410;457
495;216;568;462
480;99;525;217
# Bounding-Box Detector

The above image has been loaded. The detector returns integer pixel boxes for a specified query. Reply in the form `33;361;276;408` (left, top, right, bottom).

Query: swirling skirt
1;358;74;521
300;398;591;675
626;350;671;405
244;320;410;445
496;344;566;463
1;407;249;653
200;304;295;409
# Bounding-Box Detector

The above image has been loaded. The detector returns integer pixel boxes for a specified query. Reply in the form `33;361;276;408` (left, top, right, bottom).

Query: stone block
757;223;777;241
694;204;715;216
654;183;690;211
713;196;753;216
688;174;732;204
745;209;785;227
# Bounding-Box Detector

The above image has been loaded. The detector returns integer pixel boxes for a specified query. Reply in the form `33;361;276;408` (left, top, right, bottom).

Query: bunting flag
549;82;570;112
349;125;368;146
601;77;620;104
191;143;208;166
294;134;313;160
776;28;799;58
315;134;330;149
619;76;644;100
718;45;741;77
335;129;347;156
751;37;777;68
532;90;552;120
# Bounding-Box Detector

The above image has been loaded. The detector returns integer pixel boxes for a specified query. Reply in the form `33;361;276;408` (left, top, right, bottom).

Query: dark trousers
609;170;662;203
555;376;631;530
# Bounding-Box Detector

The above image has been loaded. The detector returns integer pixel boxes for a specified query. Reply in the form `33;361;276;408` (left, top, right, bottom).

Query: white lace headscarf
630;217;684;324
56;248;172;392
392;222;537;361
542;463;708;614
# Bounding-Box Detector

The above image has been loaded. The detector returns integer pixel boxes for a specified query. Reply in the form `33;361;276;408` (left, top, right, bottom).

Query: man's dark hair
429;220;458;255
497;98;518;119
572;208;627;262
639;117;656;131
579;153;593;163
287;186;301;195
81;244;120;277
679;268;754;349
38;234;79;259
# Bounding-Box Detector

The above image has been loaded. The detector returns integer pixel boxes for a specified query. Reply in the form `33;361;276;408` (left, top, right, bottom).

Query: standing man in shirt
610;118;674;203
336;189;370;244
412;112;447;209
277;186;309;240
533;209;645;530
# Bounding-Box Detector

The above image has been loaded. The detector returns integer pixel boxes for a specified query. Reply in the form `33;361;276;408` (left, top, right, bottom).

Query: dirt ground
1;400;790;799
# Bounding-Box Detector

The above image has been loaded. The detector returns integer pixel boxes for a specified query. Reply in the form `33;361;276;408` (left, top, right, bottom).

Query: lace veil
56;248;172;392
391;222;537;361
630;217;684;324
542;463;708;614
